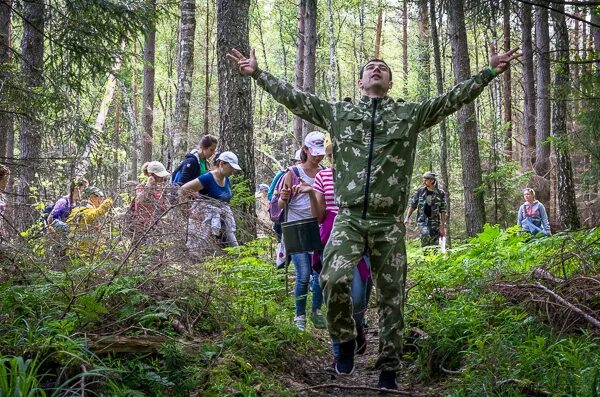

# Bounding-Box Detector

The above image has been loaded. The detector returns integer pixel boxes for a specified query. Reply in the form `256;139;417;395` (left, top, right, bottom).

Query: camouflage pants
418;219;440;247
320;211;407;371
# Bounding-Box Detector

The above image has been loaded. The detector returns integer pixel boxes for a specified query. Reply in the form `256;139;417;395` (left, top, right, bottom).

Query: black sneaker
335;340;355;375
377;370;397;390
355;326;367;354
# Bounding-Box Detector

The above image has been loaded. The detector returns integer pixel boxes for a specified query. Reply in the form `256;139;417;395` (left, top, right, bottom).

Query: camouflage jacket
253;67;495;218
409;187;446;224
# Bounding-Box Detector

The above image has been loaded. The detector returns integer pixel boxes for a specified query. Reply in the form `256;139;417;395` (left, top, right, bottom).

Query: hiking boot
377;370;397;390
355;325;367;354
294;315;306;331
335;340;355;375
309;309;326;329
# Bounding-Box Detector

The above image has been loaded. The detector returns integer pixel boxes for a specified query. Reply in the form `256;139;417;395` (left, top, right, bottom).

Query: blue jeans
522;217;546;235
332;260;373;359
291;252;322;316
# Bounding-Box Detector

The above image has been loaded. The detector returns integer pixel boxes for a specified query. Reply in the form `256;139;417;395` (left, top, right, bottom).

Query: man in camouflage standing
405;171;447;247
227;45;520;390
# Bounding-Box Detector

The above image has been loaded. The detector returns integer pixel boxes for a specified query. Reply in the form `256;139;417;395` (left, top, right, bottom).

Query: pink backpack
268;166;301;222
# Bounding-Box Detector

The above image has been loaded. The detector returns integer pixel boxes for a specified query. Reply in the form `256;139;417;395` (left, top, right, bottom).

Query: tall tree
417;0;430;101
551;4;580;230
430;0;451;246
374;1;383;58
534;2;551;179
172;0;196;156
216;0;254;189
0;0;13;161
302;0;317;137
402;0;408;96
502;0;512;161
447;0;486;236
521;2;536;170
18;0;44;223
327;0;336;101
292;0;306;144
141;0;156;165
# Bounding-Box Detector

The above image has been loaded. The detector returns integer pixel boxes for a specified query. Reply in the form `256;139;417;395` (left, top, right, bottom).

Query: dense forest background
1;0;599;237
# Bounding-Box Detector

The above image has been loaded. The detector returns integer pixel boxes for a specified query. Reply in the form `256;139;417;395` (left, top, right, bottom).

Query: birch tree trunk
551;4;580;230
18;0;44;225
141;0;156;165
502;0;513;161
0;0;13;160
302;0;317;138
172;0;196;156
430;0;451;247
447;0;486;236
293;0;305;144
521;3;536;170
534;2;551;179
327;0;336;101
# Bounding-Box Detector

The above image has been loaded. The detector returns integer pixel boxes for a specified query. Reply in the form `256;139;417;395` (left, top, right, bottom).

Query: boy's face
358;61;392;94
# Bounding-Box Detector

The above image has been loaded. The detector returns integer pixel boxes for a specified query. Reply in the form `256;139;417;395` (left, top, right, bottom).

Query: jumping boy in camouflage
228;45;520;390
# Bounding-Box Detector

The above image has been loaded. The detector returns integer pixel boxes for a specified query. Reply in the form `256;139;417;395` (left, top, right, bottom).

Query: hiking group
0;39;528;392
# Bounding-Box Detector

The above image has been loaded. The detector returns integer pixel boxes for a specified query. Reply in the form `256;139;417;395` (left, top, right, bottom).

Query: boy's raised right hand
226;48;258;76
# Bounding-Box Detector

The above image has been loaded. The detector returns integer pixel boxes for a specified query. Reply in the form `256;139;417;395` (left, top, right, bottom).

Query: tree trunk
216;0;255;237
359;0;366;63
521;2;536;170
204;0;212;136
327;0;336;101
429;0;451;247
113;90;122;186
119;81;140;181
374;2;383;58
447;0;486;236
0;0;13;161
551;4;580;230
534;2;551;179
172;0;196;157
18;0;44;225
402;0;408;97
302;0;317;138
593;7;600;74
502;0;513;161
141;0;156;165
293;0;305;145
417;0;430;101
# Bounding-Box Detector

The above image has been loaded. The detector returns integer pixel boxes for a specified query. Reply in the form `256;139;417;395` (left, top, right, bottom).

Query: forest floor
285;315;448;396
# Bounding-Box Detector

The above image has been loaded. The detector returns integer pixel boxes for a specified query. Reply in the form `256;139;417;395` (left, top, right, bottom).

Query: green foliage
229;175;256;209
407;227;600;396
0;356;46;397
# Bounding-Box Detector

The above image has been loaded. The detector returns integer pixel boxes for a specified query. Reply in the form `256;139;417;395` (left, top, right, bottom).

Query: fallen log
86;335;201;354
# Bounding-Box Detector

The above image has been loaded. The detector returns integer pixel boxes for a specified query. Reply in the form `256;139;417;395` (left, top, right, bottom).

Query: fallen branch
296;383;427;396
531;267;562;283
533;282;600;329
86;335;201;354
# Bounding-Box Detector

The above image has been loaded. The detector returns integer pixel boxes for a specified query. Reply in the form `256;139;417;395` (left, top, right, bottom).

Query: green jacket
253;67;495;218
409;186;446;225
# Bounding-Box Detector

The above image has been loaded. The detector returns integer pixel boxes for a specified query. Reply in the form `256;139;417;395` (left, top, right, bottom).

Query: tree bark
502;0;513;161
172;0;196;157
551;4;580;230
216;0;254;202
593;7;600;74
521;3;536;170
327;0;336;101
18;0;44;225
0;0;13;161
204;0;212;136
417;0;430;101
402;0;409;97
534;2;551;179
430;0;451;247
293;0;305;145
447;0;486;236
374;2;383;58
141;0;156;165
302;0;317;138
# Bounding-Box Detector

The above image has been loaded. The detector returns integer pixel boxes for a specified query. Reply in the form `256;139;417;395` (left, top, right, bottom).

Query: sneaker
309;309;326;329
377;370;397;390
355;326;367;354
294;315;306;331
335;340;355;375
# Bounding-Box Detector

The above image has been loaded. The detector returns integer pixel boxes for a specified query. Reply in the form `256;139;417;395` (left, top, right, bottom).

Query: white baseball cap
304;131;325;156
147;161;170;178
216;151;242;170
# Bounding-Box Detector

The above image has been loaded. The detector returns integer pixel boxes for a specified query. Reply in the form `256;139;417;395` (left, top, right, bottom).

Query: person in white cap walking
179;151;242;252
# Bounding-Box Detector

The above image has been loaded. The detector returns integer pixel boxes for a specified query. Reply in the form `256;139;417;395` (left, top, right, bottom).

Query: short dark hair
199;134;218;149
359;58;393;81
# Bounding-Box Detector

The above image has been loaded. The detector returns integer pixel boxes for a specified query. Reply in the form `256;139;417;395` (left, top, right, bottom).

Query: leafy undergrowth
406;226;600;396
0;238;323;396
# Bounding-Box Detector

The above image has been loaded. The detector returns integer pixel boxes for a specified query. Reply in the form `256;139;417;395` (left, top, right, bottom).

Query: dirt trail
287;323;448;396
